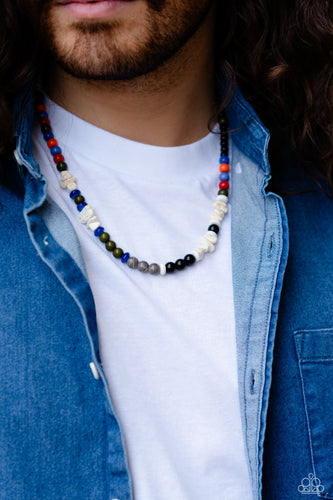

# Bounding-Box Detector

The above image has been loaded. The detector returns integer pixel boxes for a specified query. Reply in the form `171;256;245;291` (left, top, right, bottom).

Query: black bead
184;254;195;266
74;194;85;205
56;161;67;172
208;224;220;234
218;115;228;126
175;259;186;270
35;94;44;106
41;124;52;133
165;262;176;274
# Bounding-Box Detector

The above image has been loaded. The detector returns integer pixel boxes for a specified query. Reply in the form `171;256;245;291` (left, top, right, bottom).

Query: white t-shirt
33;98;252;500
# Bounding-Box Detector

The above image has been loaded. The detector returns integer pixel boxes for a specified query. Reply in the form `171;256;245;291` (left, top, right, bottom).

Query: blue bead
38;111;48;118
121;252;130;263
94;227;104;237
50;146;62;156
43;131;54;141
77;202;87;212
219;155;230;164
219;172;229;181
70;189;80;199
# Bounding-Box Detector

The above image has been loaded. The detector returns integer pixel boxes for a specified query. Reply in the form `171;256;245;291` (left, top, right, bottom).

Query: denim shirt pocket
294;329;333;499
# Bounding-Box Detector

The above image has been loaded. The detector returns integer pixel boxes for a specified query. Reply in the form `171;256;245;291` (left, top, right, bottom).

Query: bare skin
44;0;217;147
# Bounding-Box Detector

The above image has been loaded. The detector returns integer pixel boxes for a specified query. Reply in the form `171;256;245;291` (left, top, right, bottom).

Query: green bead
105;240;116;252
99;232;110;243
74;194;85;204
218;189;228;196
41;124;51;133
56;161;67;172
113;248;123;259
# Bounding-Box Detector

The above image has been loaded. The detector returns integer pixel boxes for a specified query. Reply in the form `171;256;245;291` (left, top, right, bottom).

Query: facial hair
37;0;215;81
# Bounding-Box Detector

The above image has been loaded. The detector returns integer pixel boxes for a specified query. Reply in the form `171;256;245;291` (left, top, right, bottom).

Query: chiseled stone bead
138;261;149;273
148;263;160;275
127;257;139;269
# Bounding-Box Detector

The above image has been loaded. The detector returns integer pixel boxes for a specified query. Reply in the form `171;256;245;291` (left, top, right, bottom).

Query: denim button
89;362;100;380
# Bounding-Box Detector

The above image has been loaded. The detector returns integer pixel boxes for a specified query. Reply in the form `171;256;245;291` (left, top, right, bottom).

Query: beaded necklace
36;97;230;276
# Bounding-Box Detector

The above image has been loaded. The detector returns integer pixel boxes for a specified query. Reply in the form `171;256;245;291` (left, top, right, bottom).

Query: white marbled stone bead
216;194;229;204
60;172;76;189
194;247;205;261
199;235;216;253
209;211;223;222
60;171;72;180
159;263;166;275
87;216;101;231
66;182;78;192
212;208;225;217
213;201;228;213
205;232;218;244
79;204;95;224
192;250;201;262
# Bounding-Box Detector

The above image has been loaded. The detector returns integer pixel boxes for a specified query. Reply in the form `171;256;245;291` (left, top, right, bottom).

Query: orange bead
47;138;58;148
219;163;229;172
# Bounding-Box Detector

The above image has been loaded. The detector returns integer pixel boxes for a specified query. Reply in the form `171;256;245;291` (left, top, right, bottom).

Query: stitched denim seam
294;331;333;500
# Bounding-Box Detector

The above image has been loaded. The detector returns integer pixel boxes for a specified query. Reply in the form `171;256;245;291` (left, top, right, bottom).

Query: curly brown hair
217;0;333;186
0;0;39;146
0;0;332;185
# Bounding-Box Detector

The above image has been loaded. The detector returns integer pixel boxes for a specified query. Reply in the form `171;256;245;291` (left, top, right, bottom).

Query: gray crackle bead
148;263;160;275
138;261;149;273
127;257;139;269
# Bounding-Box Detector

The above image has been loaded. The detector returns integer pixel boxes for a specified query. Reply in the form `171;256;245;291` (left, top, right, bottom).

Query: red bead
39;116;50;125
53;153;65;164
36;104;46;112
219;163;229;173
219;180;229;190
47;138;58;148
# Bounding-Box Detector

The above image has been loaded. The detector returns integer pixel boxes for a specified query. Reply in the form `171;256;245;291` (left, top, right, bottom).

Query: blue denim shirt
1;83;333;500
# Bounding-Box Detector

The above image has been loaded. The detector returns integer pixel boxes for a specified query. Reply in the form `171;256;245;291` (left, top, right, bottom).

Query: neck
46;9;217;147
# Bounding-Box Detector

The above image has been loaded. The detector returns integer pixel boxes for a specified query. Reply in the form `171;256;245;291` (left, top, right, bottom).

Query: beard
38;0;215;81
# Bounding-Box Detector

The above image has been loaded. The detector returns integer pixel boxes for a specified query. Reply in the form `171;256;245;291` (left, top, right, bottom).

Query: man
0;0;332;499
